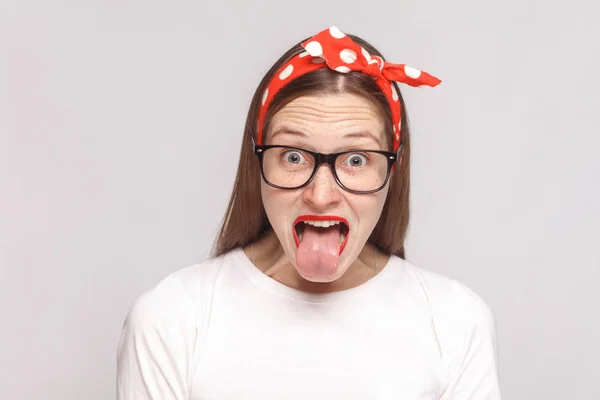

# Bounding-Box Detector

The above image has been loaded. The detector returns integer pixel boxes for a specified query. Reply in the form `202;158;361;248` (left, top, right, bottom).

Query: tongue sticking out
296;224;342;278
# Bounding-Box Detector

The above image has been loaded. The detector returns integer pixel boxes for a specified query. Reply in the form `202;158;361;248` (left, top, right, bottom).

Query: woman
117;26;501;399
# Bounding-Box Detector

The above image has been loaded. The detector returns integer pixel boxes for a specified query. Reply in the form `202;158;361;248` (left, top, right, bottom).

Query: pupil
288;153;299;163
351;156;362;166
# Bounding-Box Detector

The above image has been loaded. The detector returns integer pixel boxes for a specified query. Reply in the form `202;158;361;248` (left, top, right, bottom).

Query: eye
345;153;368;167
283;150;306;164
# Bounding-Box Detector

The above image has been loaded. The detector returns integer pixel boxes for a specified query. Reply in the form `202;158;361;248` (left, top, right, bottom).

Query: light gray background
1;1;598;399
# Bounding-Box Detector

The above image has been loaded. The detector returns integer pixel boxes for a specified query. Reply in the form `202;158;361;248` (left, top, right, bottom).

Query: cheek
351;189;389;230
260;182;294;227
260;182;277;216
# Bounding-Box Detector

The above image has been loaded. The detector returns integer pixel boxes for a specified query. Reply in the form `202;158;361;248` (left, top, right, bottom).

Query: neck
243;229;388;294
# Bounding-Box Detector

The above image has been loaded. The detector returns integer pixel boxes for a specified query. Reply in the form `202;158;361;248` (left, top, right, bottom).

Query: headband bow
257;26;441;152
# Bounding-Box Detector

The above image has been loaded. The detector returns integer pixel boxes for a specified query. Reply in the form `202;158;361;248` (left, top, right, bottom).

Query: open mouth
292;215;350;255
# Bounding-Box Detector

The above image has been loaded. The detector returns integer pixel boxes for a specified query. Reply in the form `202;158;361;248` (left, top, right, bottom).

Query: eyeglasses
253;143;399;194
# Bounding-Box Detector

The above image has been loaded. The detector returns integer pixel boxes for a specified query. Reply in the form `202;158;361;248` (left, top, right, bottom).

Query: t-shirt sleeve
439;280;502;400
116;275;198;400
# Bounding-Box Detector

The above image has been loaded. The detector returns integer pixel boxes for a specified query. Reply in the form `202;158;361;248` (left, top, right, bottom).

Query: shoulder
117;253;239;395
122;251;231;331
393;257;496;332
391;260;501;396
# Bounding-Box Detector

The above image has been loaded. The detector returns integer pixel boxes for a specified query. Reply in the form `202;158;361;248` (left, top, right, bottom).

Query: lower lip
292;216;350;255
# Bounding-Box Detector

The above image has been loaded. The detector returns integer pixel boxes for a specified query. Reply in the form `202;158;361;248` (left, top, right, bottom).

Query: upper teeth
303;220;341;228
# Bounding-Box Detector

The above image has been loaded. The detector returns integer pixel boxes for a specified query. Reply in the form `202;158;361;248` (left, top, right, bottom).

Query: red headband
256;26;442;152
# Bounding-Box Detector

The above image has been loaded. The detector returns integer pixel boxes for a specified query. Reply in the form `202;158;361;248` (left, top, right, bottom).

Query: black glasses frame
253;142;400;194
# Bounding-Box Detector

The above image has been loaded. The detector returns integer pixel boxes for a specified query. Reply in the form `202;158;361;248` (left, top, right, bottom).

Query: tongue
296;225;341;278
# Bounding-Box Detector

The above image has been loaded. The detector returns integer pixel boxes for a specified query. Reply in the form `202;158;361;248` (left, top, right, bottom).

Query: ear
391;144;404;173
397;144;405;169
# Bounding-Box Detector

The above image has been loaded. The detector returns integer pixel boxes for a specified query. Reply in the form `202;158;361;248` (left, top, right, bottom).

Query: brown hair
211;33;412;259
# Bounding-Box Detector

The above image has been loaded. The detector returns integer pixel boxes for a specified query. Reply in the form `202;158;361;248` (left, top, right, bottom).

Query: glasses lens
262;147;315;188
335;151;389;192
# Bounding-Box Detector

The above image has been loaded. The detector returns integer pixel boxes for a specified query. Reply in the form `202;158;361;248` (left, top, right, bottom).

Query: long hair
211;33;412;259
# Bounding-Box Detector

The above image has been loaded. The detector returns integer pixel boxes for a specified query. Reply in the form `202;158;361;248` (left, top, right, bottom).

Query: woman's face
261;93;391;282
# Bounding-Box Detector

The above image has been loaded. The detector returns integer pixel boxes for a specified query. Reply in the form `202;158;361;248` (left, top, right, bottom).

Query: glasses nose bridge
309;152;340;185
314;152;338;172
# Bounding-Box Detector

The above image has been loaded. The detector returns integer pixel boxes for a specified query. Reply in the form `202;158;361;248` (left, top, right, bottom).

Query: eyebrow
269;125;384;148
343;131;383;148
269;126;309;141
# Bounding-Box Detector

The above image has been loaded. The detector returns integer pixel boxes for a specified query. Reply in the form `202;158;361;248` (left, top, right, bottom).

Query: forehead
266;93;387;150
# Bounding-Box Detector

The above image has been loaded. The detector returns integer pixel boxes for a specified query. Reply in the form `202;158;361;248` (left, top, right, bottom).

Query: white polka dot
335;66;351;73
312;57;326;64
395;132;400;141
398;122;402;132
377;57;385;72
391;84;399;101
393;125;397;133
329;26;345;39
404;65;422;79
299;51;309;58
418;84;430;88
262;88;269;106
305;41;323;57
368;58;381;75
361;47;371;62
340;49;357;64
279;64;294;80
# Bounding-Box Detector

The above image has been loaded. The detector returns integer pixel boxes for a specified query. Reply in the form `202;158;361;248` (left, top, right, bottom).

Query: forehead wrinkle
279;102;380;122
268;95;387;147
276;114;378;126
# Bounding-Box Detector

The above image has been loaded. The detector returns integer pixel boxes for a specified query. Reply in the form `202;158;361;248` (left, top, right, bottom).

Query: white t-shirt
117;247;501;399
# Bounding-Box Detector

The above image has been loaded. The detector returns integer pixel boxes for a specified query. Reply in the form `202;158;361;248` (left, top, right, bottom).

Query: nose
301;164;342;209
